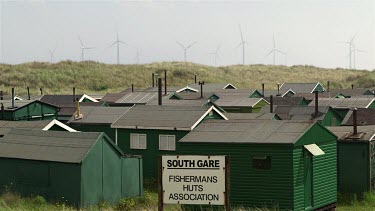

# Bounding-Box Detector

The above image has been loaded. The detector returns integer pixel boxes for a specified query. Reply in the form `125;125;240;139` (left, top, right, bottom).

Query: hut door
304;150;313;209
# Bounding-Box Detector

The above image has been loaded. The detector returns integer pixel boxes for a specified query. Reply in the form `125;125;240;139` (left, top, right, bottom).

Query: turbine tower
78;36;95;61
109;32;127;64
176;41;197;62
341;33;357;69
236;25;248;65
49;46;56;63
351;43;366;69
265;35;286;65
209;45;221;66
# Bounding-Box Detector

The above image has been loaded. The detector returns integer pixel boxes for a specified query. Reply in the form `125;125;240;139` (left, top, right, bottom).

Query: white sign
162;155;226;205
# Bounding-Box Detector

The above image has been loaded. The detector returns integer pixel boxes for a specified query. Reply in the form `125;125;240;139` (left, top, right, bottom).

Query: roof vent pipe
262;83;265;97
40;87;43;95
351;84;354;90
158;78;162;105
27;87;30;100
75;97;83;119
0;103;4;119
0;91;3;100
73;87;76;102
152;73;155;87
11;88;15;108
270;95;273;113
327;81;331;98
164;69;167;95
314;91;319;117
277;83;280;96
353;107;358;135
199;81;205;99
194;74;197;83
131;84;134;93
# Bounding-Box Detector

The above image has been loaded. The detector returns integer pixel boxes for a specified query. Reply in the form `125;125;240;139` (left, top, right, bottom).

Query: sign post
159;155;229;210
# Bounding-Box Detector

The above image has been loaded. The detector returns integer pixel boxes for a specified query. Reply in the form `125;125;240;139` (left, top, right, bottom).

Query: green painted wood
321;107;343;126
304;150;313;209
70;125;116;142
1;102;59;121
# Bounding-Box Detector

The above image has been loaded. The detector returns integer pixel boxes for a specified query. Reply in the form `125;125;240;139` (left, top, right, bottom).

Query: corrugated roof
264;96;305;106
273;105;330;121
280;83;323;94
327;125;375;141
341;108;375;126
215;97;267;107
68;106;132;125
179;120;314;144
111;105;218;130
293;93;331;100
57;102;105;116
0;100;58;111
146;97;208;106
0;129;102;163
115;92;158;104
308;98;374;108
40;95;84;105
101;93;129;103
329;89;373;97
186;83;237;93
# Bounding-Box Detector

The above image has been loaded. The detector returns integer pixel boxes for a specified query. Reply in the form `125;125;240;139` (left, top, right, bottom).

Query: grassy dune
0;60;373;95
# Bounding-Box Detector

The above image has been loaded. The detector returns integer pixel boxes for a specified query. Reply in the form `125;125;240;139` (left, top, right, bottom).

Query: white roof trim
190;106;228;131
256;98;270;106
42;119;78;132
79;94;99;102
369;133;375;142
223;83;238;89
14;95;25;100
281;89;296;97
365;98;375;108
304;144;325;156
176;86;199;93
311;82;325;93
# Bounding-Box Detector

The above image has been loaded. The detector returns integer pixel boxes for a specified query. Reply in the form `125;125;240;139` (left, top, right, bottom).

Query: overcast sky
0;0;374;70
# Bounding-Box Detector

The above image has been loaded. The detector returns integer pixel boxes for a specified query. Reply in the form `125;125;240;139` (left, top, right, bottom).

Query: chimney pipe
73;87;76;102
40;87;43;95
277;83;280;96
75;97;83;119
270;95;273;113
199;81;205;99
1;103;4;119
158;78;162;105
262;83;265;97
11;88;15;108
0;91;3;100
314;91;319;116
164;69;167;95
27;87;30;100
351;84;354;90
327;81;330;92
152;73;155;87
194;74;197;83
353;107;358;135
131;84;134;93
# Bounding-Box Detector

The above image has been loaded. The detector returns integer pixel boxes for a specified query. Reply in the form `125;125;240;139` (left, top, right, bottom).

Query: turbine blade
275;49;286;55
119;41;127;45
109;41;117;47
273;35;276;49
356;49;367;53
235;42;243;49
238;25;244;42
351;32;358;43
85;47;95;49
176;41;185;49
265;49;274;57
186;41;197;49
78;36;84;46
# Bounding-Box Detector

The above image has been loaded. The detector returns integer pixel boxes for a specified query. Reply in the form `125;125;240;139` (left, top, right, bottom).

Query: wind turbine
48;46;57;63
176;41;197;62
78;36;95;61
209;45;221;66
135;49;141;64
265;35;286;65
340;33;357;69
236;25;248;65
109;32;127;64
351;43;366;69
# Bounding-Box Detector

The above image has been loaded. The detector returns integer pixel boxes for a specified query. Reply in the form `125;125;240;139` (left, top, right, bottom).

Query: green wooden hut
327;125;375;197
68;106;132;141
0;100;59;121
0;129;143;207
178;119;337;210
111;105;228;179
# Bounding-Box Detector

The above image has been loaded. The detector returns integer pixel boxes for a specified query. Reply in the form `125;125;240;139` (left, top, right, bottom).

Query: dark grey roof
341;108;375;126
179;120;314;144
293;93;331;100
273;106;331;121
40;95;84;105
0;100;58;111
0;120;52;135
264;96;306;106
111;105;222;130
280;83;323;94
101;93;129;103
68;106;132;125
184;83;237;93
58;102;105;116
215;97;267;107
327;126;375;141
146;97;209;106
329;89;374;97
225;113;278;120
308;98;375;108
0;129;102;163
250;89;294;97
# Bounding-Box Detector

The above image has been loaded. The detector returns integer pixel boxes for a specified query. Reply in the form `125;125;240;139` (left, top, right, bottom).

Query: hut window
130;133;147;149
159;135;176;151
252;156;271;170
